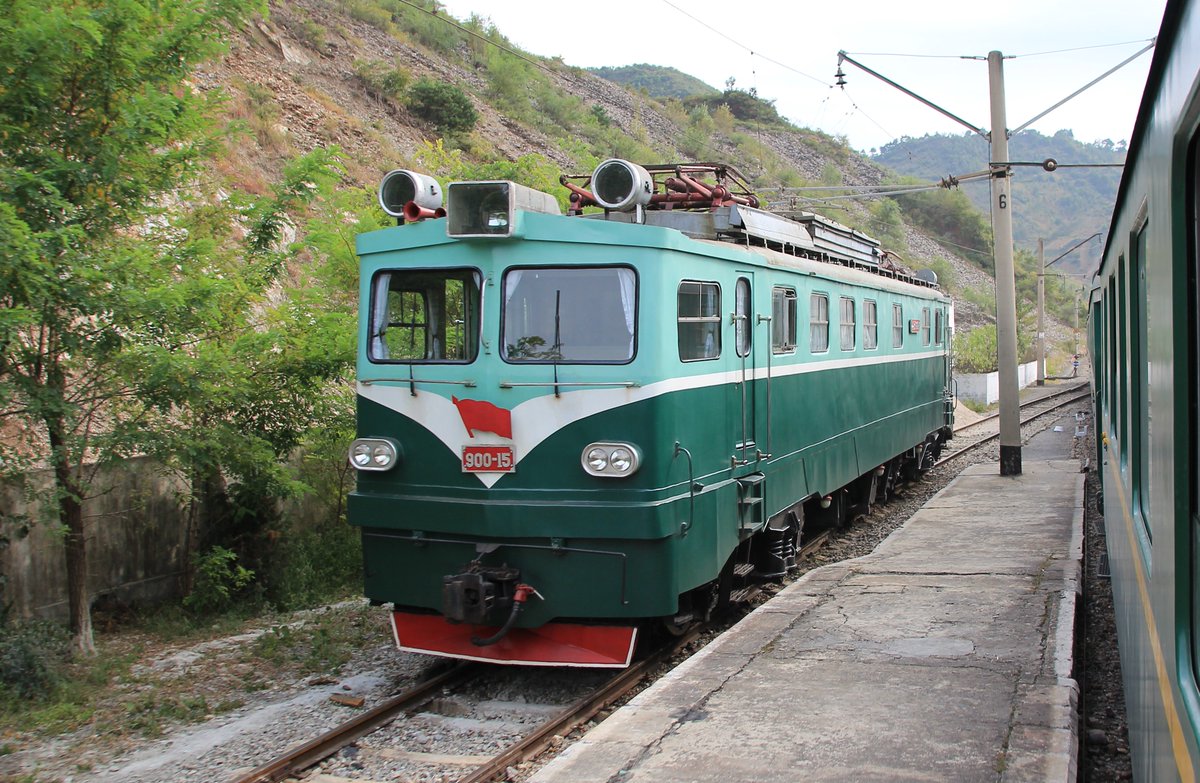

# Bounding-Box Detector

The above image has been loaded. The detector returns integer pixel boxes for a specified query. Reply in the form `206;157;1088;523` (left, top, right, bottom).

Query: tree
0;0;263;654
129;150;354;602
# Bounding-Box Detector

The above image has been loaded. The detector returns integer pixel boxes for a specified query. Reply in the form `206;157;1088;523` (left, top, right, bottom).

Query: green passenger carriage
349;160;953;667
1087;0;1200;777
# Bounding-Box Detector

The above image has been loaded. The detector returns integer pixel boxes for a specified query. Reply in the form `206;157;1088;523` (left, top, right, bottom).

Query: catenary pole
989;51;1022;476
1037;238;1046;386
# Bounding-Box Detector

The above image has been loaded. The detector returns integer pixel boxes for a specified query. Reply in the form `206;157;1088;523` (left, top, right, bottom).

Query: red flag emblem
452;397;513;439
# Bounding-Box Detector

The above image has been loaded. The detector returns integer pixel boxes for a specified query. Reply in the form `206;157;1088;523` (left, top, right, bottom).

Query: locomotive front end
349;175;680;667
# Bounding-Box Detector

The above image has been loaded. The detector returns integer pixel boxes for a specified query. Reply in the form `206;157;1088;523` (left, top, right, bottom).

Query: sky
436;0;1167;154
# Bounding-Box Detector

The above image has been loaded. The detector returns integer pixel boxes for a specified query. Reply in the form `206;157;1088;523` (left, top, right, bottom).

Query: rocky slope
204;0;1033;337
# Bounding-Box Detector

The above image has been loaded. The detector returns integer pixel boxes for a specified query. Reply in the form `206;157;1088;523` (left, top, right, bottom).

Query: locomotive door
732;275;758;463
732;273;768;531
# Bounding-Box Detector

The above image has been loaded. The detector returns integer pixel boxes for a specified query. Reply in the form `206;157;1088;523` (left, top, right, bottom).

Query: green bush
955;325;998;373
264;517;361;611
0;621;71;701
184;546;255;615
407;78;479;134
353;59;410;102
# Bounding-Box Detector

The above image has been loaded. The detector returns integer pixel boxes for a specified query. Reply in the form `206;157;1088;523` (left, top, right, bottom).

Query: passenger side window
863;300;878;350
772;287;797;354
892;304;904;348
839;297;856;351
810;293;830;353
678;280;721;361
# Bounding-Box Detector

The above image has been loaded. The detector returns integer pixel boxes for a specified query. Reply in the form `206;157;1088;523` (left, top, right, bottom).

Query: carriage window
863;300;878;350
839;297;856;351
1133;222;1151;532
1118;257;1129;466
503;266;637;363
893;303;904;348
772;287;797;354
1108;276;1118;424
934;309;944;344
1188;129;1200;678
369;268;481;363
678;280;721;361
735;278;751;358
810;293;830;353
921;307;931;346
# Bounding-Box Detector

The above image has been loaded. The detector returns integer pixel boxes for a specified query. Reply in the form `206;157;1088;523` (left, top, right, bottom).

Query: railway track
937;381;1091;467
233;382;1091;783
233;628;701;783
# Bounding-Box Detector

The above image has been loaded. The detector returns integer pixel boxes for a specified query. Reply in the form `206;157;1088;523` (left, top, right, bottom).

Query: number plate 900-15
461;445;515;473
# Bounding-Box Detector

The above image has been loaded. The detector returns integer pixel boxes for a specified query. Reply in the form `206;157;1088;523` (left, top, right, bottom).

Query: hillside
589;64;720;99
206;0;1010;335
874;130;1123;276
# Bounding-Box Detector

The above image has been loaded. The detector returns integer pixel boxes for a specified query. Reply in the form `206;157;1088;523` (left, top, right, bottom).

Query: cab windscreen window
503;266;637;363
369;269;481;362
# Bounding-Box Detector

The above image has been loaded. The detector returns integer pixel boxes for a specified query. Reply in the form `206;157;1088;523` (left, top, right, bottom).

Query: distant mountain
873;130;1124;275
589;64;720;99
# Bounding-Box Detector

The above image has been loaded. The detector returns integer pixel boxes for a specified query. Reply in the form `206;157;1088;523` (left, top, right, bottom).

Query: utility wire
657;0;828;86
1013;37;1157;58
393;0;565;78
837;87;896;145
844;37;1156;60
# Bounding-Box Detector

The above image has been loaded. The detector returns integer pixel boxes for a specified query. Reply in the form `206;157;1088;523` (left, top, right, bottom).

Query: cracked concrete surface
531;425;1084;783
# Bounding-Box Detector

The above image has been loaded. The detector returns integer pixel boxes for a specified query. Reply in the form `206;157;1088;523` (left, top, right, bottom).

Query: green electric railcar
348;160;953;666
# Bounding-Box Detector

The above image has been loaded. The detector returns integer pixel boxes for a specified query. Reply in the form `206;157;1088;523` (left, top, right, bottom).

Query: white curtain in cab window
617;268;635;354
370;272;392;359
504;268;636;361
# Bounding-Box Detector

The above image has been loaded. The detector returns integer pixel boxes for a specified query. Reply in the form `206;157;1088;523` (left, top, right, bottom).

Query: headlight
581;442;641;478
586;448;609;472
349;438;401;472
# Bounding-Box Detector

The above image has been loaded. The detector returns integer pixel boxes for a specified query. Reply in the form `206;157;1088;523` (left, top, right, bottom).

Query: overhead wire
392;0;566;78
1012;37;1157;58
842;37;1156;61
657;0;828;86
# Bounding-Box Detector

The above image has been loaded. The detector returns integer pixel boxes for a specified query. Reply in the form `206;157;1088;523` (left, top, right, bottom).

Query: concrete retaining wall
955;361;1040;406
0;458;191;622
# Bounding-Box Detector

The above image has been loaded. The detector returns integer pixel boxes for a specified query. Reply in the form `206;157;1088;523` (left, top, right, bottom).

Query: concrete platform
533;422;1086;783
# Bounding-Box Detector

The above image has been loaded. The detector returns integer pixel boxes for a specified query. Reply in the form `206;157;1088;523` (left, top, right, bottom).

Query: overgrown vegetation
589;64;719;99
353;58;411;101
0;0;362;660
0;618;71;701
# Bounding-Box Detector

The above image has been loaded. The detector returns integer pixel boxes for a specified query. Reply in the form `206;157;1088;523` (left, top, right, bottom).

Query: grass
0;598;383;746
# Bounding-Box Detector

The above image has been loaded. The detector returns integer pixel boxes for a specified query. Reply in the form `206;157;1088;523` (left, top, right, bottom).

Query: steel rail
459;628;703;783
951;381;1090;436
231;662;473;783
936;386;1092;467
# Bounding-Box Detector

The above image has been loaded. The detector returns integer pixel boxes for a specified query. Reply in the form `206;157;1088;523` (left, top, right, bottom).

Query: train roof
1096;0;1185;282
